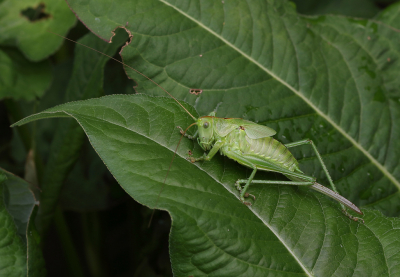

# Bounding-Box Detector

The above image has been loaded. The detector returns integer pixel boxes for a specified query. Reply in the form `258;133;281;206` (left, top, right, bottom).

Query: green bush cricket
55;32;364;224
176;113;363;223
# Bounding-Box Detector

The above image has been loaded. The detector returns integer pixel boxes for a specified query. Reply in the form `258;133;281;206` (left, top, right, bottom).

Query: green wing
242;121;276;139
215;119;237;137
214;118;276;138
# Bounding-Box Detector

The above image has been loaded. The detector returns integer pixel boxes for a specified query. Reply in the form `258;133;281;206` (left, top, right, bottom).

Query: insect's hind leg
285;139;338;191
226;150;311;206
285;139;363;222
235;179;314;203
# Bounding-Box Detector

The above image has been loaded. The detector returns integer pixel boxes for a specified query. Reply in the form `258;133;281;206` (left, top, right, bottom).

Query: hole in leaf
189;88;203;95
21;3;50;22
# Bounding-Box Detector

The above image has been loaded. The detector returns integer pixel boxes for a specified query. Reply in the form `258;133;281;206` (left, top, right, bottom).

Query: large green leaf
12;95;400;276
65;0;400;218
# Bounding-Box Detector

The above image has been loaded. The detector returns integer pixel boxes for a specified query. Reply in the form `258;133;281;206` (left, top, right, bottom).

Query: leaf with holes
0;0;76;61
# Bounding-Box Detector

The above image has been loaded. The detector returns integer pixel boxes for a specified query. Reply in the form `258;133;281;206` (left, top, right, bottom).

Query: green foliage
0;169;45;276
0;0;76;61
2;0;400;276
0;48;51;100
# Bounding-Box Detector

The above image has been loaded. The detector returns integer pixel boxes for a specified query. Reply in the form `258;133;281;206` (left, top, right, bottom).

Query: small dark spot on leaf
21;3;50;22
239;126;245;130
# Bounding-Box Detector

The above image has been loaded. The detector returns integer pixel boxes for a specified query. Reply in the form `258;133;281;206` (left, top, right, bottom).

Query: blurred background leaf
0;0;76;61
0;48;51;101
0;169;45;276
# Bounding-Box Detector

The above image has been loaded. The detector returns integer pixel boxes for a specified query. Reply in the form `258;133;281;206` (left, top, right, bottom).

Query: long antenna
147;122;197;227
48;31;197;121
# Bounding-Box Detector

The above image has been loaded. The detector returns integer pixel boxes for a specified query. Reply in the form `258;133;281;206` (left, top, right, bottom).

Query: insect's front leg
177;126;198;140
187;141;224;163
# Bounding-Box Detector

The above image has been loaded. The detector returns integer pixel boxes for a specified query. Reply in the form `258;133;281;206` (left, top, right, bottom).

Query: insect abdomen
249;137;298;170
224;130;298;171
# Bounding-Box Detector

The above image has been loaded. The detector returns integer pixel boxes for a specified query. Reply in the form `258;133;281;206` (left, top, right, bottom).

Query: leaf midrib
157;0;400;195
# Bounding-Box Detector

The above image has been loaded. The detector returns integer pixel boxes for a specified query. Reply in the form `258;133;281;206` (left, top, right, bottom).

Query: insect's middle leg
237;168;258;205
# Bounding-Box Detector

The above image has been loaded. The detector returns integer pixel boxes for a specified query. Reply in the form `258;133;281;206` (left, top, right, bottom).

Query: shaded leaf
0;48;51;101
376;1;400;28
36;30;127;234
12;94;400;276
0;168;45;276
59;142;125;211
292;0;380;18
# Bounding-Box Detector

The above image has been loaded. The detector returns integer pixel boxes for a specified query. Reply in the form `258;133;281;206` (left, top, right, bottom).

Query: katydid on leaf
52;31;364;224
176;114;363;223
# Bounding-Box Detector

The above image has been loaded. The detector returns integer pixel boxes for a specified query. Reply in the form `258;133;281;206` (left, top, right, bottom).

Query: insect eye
203;122;209;128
